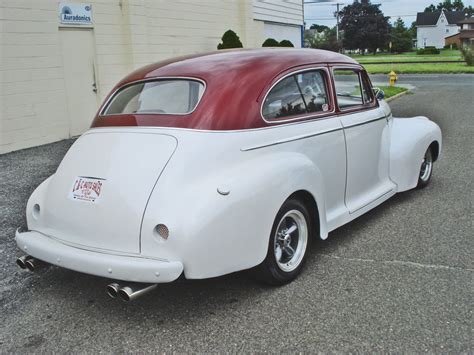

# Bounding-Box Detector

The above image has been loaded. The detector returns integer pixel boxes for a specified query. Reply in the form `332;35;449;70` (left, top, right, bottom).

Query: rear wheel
416;148;433;189
254;199;311;285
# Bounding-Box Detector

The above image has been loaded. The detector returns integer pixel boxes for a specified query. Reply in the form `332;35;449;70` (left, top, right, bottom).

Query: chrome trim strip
99;76;207;117
90;112;385;137
341;115;387;129
241;126;343;151
260;67;336;124
241;113;387;151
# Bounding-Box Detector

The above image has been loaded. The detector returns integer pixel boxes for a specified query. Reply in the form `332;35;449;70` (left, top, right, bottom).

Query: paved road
0;74;472;352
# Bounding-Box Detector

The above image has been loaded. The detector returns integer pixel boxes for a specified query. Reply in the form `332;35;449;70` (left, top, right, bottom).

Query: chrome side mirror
373;88;385;101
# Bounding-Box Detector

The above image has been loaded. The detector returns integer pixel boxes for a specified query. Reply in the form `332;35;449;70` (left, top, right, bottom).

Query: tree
217;30;243;50
424;4;437;12
424;0;471;13
305;27;342;52
338;0;390;54
389;18;413;53
409;21;417;39
310;24;330;32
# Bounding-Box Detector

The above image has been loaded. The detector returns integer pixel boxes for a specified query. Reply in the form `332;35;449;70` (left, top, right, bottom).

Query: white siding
1;0;304;154
253;0;303;26
263;22;301;47
417;12;460;48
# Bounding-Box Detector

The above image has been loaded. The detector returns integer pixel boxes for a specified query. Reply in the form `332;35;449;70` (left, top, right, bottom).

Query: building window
446;29;449;33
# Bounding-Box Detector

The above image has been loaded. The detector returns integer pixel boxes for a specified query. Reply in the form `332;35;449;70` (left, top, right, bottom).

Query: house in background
445;17;474;49
0;0;304;154
416;9;466;48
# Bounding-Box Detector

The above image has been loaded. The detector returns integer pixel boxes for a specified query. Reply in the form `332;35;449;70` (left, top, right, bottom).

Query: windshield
102;79;205;115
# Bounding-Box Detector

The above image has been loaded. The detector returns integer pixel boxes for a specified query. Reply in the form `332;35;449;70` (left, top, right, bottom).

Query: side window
262;70;330;120
296;71;330;114
333;69;363;109
262;76;306;120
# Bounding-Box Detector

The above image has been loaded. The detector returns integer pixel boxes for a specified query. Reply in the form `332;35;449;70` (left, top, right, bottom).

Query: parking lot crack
320;254;473;272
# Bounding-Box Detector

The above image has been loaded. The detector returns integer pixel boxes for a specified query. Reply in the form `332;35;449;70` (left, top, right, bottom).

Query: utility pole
333;2;343;41
303;0;346;41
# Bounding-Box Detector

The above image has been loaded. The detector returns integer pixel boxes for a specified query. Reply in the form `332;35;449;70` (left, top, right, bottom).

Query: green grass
378;85;408;99
363;62;474;74
351;49;461;62
349;49;473;73
355;55;462;63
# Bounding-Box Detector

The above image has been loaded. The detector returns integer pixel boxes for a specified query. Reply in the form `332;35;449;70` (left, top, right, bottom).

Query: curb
386;89;411;103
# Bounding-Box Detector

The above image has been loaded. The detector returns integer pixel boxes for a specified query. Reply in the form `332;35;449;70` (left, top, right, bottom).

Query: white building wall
253;0;303;47
263;22;301;47
1;0;303;154
253;0;303;25
417;12;460;48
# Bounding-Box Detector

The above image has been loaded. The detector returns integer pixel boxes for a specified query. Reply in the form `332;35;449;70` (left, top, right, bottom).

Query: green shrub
417;46;440;55
444;43;458;50
262;38;295;47
279;40;294;47
460;46;473;66
262;38;280;47
217;30;243;50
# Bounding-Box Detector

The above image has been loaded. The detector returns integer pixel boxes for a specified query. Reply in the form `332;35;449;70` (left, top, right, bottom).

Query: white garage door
263;22;302;48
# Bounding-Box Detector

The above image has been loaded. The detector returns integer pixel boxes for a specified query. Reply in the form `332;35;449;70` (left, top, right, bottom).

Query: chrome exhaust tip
24;257;46;271
106;283;120;299
16;255;31;269
117;283;157;302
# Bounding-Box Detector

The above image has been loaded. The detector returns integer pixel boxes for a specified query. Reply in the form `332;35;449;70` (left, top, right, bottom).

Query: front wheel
254;199;312;285
416;148;434;189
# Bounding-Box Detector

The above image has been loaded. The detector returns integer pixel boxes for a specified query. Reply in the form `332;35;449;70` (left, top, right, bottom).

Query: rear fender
141;151;328;279
26;175;54;230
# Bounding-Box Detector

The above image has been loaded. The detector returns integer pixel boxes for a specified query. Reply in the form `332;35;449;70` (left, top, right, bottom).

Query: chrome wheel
420;150;433;182
273;210;308;272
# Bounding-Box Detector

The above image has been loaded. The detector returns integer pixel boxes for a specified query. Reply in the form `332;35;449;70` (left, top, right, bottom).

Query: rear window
102;79;205;115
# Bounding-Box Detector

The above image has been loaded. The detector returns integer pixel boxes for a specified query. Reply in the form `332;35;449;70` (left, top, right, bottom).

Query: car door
261;67;348;229
333;67;395;213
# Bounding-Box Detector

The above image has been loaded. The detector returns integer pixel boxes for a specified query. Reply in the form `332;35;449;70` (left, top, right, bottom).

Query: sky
304;0;474;28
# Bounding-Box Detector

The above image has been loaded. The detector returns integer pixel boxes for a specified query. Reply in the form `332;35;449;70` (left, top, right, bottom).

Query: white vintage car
15;49;441;302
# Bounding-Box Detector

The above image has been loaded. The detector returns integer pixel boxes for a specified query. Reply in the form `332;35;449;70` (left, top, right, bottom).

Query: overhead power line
305;14;418;20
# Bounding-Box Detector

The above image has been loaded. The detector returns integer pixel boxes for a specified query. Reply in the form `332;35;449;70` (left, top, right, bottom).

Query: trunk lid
38;130;177;254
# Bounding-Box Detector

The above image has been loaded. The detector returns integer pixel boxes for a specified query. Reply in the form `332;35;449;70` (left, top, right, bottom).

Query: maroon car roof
92;48;360;131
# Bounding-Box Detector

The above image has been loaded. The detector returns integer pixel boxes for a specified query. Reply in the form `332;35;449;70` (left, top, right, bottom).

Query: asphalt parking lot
0;74;472;352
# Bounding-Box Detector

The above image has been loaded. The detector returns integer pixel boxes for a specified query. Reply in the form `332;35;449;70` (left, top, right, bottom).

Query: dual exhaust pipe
107;282;157;302
16;255;46;271
17;255;156;302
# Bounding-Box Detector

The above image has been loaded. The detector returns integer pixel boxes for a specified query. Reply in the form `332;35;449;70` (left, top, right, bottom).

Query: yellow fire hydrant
389;70;398;86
